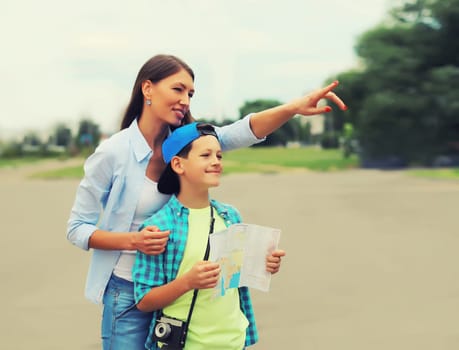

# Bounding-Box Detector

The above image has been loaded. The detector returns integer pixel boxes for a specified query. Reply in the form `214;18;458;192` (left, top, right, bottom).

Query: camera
152;314;188;350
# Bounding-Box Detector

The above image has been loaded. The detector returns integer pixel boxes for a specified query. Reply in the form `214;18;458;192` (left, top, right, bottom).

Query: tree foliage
51;124;72;147
76;118;101;150
327;0;459;165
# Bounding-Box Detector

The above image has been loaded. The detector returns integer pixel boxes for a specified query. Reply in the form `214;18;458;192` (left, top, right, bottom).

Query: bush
320;132;340;149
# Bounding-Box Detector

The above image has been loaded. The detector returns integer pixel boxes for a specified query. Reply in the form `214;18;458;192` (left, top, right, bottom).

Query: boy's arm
136;261;221;312
136;274;191;312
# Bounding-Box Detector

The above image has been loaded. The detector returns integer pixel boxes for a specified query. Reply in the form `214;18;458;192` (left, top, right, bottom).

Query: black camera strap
182;204;215;341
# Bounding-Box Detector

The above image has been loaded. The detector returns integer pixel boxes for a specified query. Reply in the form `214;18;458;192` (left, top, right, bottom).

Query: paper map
208;223;281;297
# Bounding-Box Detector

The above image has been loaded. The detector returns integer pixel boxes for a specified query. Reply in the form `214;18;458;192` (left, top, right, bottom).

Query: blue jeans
102;274;153;350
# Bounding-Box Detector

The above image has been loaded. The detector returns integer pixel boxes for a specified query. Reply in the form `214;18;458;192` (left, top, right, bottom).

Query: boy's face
178;135;222;190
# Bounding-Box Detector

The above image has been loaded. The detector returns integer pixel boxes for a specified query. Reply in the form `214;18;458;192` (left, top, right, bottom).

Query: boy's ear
170;156;184;174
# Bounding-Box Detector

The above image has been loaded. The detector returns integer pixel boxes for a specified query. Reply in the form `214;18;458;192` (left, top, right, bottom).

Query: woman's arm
67;147;169;254
215;81;346;149
249;81;347;138
137;261;220;312
67;149;115;250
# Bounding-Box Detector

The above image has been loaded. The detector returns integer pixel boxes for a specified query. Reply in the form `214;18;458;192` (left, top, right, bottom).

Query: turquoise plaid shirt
133;195;259;350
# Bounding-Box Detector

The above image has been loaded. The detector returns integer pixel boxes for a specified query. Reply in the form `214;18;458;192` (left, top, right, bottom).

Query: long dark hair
120;54;195;130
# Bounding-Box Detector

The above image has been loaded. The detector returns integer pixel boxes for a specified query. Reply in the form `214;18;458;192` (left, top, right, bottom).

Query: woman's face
148;68;195;127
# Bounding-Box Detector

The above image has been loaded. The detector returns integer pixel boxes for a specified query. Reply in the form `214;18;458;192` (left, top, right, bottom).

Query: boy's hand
266;250;286;274
134;226;170;255
185;261;221;290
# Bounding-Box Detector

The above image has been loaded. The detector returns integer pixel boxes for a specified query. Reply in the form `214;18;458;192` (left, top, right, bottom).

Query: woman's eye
188;93;194;98
173;87;182;92
217;154;223;160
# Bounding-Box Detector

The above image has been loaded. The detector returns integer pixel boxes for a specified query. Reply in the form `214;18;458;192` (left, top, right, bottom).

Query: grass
27;147;359;179
30;165;85;179
407;168;459;181
223;147;358;174
0;157;44;168
7;149;459;182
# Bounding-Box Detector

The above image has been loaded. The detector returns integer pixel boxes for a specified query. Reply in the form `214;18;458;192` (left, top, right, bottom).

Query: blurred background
1;0;458;173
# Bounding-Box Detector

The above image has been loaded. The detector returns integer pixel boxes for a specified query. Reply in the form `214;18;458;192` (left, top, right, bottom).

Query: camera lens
155;322;171;339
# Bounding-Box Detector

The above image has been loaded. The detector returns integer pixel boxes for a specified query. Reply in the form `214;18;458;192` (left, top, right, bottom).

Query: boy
133;122;285;349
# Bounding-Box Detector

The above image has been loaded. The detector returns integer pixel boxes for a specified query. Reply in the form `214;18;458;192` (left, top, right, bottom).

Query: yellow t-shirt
161;206;248;349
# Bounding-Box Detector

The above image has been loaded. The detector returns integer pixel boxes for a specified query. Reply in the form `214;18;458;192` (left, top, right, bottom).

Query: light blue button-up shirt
67;116;263;304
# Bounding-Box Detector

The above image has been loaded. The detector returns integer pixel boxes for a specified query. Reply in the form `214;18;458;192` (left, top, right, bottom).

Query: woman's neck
138;113;169;150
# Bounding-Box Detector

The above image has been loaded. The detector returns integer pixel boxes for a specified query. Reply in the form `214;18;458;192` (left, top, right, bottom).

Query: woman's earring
146;99;152;106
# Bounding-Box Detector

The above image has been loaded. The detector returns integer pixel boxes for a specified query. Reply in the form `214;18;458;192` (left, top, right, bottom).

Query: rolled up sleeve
67;149;113;250
215;114;265;151
133;251;165;303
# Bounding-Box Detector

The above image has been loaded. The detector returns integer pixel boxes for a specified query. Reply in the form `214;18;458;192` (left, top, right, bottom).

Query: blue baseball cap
158;122;219;194
163;122;199;164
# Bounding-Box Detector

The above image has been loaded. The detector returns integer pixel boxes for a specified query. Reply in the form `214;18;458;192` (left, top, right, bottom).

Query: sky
0;0;392;139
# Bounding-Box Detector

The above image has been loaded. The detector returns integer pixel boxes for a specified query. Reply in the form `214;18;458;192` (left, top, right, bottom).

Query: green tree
22;132;43;155
52;124;72;147
299;121;312;144
327;0;459;165
76;118;101;151
23;132;42;147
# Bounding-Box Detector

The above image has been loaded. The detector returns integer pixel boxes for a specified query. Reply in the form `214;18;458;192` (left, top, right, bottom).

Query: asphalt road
1;162;458;349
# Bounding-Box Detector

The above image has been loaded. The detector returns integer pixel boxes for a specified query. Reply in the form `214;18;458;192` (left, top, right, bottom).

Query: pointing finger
318;80;339;96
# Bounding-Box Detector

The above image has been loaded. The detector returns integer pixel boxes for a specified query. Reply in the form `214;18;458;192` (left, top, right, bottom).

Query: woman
67;54;346;350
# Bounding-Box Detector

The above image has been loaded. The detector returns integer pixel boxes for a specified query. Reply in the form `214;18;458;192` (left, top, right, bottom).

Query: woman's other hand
133;226;170;255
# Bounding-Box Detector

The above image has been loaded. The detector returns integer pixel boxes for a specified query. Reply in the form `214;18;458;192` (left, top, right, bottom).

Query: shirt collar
168;195;189;216
128;118;152;163
210;199;229;218
167;195;230;219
